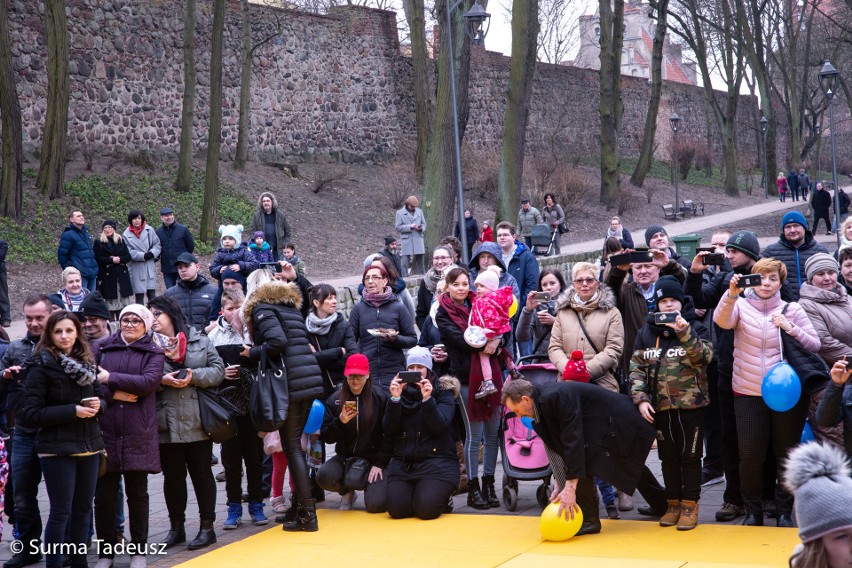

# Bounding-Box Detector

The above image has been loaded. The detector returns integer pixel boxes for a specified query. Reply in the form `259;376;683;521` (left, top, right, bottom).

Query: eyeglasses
573;277;597;285
364;275;386;281
120;318;144;328
433;255;451;261
347;376;368;382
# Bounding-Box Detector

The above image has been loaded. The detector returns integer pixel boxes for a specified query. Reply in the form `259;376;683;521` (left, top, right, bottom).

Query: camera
654;312;679;324
534;291;551;302
739;274;763;288
702;253;726;266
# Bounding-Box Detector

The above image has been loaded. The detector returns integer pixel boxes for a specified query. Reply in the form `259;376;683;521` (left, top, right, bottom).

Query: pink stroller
500;355;558;511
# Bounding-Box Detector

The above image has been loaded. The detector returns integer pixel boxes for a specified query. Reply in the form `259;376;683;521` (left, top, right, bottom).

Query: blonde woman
776;172;789;202
93;220;133;319
49;267;89;312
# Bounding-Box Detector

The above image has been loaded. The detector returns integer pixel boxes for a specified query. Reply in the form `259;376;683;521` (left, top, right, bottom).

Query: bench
662;204;683;220
682;199;704;216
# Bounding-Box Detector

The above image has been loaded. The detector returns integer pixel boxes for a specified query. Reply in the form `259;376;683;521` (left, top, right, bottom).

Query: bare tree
598;0;625;208
176;0;197;192
0;0;22;218
402;0;432;179
200;0;226;242
36;0;69;200
536;0;581;64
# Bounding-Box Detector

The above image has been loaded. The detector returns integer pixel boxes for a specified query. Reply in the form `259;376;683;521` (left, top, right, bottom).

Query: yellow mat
175;510;798;568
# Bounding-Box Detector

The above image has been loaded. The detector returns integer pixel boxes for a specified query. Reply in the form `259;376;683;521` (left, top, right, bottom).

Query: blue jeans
595;476;616;506
11;429;42;550
163;272;178;289
82;276;97;293
462;387;500;479
41;453;100;567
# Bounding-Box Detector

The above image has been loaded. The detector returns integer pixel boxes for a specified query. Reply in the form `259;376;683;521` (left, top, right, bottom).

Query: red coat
471;286;513;337
480;227;494;242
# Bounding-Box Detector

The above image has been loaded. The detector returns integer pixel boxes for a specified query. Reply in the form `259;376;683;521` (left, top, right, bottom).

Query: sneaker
700;471;724;487
271;495;287;514
715;502;745;522
339;491;357;511
215;471;226;483
616;491;634;511
827;231;834;235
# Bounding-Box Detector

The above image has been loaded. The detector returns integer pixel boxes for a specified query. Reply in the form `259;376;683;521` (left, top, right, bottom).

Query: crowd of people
0;190;849;567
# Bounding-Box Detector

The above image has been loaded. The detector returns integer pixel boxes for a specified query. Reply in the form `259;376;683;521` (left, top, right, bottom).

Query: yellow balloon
509;297;518;318
540;502;584;541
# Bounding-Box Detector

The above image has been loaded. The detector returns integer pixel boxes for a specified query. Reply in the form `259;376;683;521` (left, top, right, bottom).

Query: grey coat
123;225;162;294
394;206;426;256
157;328;225;444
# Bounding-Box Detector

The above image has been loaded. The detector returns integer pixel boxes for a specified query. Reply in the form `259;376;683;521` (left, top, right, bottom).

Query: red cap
344;353;370;377
562;350;590;383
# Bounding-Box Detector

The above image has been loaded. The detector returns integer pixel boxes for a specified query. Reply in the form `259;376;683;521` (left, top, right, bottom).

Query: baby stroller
529;223;556;256
500;354;558;511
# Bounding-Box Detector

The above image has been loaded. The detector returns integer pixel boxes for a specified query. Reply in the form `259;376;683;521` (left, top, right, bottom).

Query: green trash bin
672;233;702;260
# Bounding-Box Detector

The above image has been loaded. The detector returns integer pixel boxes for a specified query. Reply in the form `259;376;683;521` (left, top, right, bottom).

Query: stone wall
9;0;781;166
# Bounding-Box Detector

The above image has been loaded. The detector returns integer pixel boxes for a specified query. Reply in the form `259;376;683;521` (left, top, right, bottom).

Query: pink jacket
471;286;513;338
714;289;820;396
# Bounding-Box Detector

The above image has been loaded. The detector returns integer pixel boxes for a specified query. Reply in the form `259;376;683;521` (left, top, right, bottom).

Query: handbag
98;451;108;478
197;386;240;443
262;430;283;456
778;305;830;395
343;456;371;490
464;303;488;348
250;347;290;432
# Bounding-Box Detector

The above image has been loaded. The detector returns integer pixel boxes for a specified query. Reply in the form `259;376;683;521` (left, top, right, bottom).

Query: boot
187;520;216;550
776;513;794;528
276;496;298;524
161;520;185;549
677;500;698;531
283;497;318;532
223;503;243;530
481;475;500;508
742;513;764;526
659;499;682;527
466;478;489;510
248;502;269;526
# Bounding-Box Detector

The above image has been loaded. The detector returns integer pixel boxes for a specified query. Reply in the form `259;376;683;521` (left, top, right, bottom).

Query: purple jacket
94;332;165;473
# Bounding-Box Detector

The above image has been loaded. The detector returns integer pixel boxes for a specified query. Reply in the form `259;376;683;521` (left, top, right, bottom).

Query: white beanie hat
474;265;502;292
119;304;155;332
219;224;244;247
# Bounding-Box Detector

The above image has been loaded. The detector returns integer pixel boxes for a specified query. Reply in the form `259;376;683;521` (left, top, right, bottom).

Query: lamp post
446;0;490;265
819;60;842;249
670;113;680;211
760;116;768;199
815;120;821;185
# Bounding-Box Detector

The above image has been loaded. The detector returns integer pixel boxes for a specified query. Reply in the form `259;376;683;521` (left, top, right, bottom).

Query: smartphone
399;371;422;384
534;291;551;302
226;364;240;369
434;343;445;351
344;400;357;413
696;247;715;254
629;250;654;264
609;252;632;266
654;312;679;324
702;253;726;266
81;396;99;407
261;262;282;273
739;274;763;288
176;368;188;381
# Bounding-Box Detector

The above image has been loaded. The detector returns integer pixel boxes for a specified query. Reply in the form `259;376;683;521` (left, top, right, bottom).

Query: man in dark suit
503;379;666;535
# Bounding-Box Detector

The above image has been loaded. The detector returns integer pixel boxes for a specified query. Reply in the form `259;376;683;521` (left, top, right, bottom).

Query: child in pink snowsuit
471;265;515;399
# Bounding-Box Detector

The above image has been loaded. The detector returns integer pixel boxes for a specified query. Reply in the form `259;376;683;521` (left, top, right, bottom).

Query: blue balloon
520;416;535;430
801;420;816;444
761;362;801;412
304;399;325;434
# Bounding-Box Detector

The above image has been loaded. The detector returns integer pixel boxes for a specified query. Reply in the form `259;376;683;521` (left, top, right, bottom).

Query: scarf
363;286;393;308
400;383;425;414
306;312;337;335
59;288;88;311
58;353;97;386
424;267;442;294
128;222;146;239
607;227;624;241
438;293;502;421
840;233;852;253
152;331;187;365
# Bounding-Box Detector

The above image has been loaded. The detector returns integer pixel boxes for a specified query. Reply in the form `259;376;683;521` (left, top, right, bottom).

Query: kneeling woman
384;347;459;520
317;353;389;513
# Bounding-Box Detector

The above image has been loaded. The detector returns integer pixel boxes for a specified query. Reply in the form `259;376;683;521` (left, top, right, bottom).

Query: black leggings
160;440;217;522
655;408;705;502
386;478;454;520
315;455;387;513
134;290;156;304
281;400;313;503
221;415;264;504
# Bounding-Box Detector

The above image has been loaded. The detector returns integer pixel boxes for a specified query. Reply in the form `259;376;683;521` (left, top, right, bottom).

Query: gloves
143;252;154;261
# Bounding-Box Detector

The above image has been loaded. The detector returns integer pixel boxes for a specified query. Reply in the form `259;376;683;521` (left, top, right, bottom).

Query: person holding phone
316;354;390;513
816;358;852;456
384;347;460;520
714;258;820;527
516;268;566;362
92;304;164;568
19;311;105;568
149;296;225;550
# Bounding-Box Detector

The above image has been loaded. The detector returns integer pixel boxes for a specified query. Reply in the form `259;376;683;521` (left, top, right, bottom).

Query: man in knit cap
763;211;829;300
79;291;113;344
644;225;690;269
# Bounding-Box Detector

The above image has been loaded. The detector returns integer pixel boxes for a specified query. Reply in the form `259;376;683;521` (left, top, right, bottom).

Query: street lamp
819;60;842;249
760;116;768;199
815;120;821;186
670;113;681;211
446;0;490;265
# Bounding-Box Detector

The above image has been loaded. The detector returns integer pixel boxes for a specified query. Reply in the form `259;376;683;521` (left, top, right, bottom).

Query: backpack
798;173;809;189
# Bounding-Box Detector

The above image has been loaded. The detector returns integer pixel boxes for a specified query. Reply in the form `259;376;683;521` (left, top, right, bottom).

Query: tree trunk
421;0;472;252
630;0;668;188
176;0;197;192
598;0;624;208
496;0;539;224
0;0;22;218
35;0;68;200
234;0;251;171
402;0;431;180
200;0;225;242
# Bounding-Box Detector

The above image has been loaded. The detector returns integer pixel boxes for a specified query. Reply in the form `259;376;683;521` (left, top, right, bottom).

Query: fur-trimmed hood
556;283;617;314
256;191;279;210
242;281;303;330
438;375;461;398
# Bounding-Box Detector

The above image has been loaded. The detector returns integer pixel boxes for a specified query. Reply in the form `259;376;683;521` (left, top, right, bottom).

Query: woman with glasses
349;265;417;391
148;296;225;551
19;311;105;568
316;354;389;512
92;305;164;568
415;246;457;330
516;267;567;361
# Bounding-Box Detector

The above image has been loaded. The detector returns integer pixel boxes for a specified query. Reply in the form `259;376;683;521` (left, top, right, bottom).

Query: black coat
320;386;391;468
348;294;417;388
812;188;833;215
156;222;195;275
762;233;830;299
532;381;654;494
19;351;106;456
163;275;217;332
243;281;325;403
93;237;133;300
307;312;358;396
816;381;852;456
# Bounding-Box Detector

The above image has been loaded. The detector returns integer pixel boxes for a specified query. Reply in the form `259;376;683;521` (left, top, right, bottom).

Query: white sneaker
339;491;358;510
130;555;147;568
271;495;287;514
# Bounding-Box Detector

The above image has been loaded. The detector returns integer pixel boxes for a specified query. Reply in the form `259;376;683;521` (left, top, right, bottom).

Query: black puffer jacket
243;281;325;403
763;232;829;299
816;381;852;455
320;386;391;467
19;351;106;456
163;274;217;331
348;294;417;389
307;312;358;396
